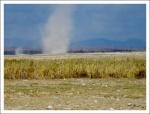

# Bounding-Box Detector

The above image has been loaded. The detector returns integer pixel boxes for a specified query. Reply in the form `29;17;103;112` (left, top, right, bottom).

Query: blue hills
4;38;146;49
4;38;146;54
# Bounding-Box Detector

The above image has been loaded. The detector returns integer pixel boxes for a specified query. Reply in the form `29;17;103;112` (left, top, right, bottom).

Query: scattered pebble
23;80;28;81
116;98;119;101
127;103;132;106
94;100;97;103
101;84;108;87
46;105;53;110
123;95;127;98
117;90;120;92
82;83;85;86
17;92;24;96
109;108;114;110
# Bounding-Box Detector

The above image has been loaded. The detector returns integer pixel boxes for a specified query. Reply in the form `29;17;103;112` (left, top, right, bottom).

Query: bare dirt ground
4;52;146;60
4;78;146;110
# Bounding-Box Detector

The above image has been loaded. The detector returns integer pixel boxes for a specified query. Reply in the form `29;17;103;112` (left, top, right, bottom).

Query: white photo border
1;0;149;114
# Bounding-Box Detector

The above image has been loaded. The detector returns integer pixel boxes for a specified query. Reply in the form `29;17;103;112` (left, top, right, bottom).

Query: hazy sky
4;4;146;48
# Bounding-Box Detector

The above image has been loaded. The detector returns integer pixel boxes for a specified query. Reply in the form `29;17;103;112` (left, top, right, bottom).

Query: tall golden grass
4;57;146;79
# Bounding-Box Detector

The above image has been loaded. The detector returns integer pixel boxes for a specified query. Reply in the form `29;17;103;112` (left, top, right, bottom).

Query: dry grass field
4;52;146;79
4;52;146;110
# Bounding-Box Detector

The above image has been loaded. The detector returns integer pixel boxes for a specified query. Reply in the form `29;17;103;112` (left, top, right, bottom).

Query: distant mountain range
4;46;145;55
5;38;146;49
4;38;146;55
70;38;146;49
